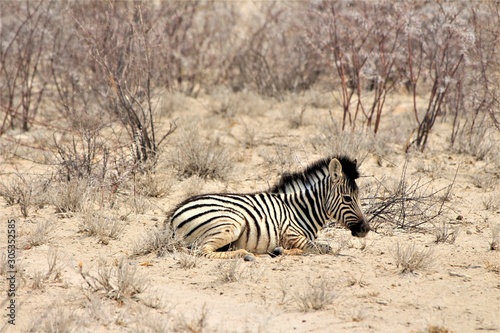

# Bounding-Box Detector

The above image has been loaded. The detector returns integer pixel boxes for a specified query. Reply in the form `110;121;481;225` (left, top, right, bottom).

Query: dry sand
1;90;499;332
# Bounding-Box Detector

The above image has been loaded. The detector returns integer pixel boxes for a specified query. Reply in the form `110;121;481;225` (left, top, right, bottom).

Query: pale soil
1;90;499;333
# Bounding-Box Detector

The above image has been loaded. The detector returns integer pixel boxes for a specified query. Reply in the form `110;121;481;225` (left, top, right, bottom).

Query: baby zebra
168;155;369;259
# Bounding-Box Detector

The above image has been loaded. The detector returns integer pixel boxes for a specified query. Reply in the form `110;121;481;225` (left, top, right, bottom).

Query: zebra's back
170;193;288;256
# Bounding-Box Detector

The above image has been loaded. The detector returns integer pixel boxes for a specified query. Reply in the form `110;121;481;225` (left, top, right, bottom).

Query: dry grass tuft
169;127;234;180
28;306;82;333
80;258;149;302
291;277;337;312
392;242;434;274
489;224;500;251
48;179;89;214
0;173;49;217
79;210;125;243
215;259;262;284
133;226;185;257
31;248;64;290
433;221;461;244
173;305;210;333
25;220;56;248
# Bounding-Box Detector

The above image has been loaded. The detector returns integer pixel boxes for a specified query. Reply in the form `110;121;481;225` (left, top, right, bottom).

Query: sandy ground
1;90;499;333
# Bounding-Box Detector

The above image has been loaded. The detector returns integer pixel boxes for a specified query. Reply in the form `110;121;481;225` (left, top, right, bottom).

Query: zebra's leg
197;221;254;259
280;231;332;256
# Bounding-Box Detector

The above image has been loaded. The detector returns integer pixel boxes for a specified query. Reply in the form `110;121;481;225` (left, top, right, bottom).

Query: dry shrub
30;248;63;289
433;221;461;244
173;305;210;333
132;171;172;198
364;161;455;230
490;224;500;251
133;226;184;257
28;306;82;333
215;259;263;284
25;220;56;248
392;243;434;274
48;179;89;214
170;127;234;180
80;258;149;302
291;277;337;312
79;210;125;243
0;173;49;217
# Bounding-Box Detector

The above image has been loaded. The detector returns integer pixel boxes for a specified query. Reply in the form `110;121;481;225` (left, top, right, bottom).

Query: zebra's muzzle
349;220;370;238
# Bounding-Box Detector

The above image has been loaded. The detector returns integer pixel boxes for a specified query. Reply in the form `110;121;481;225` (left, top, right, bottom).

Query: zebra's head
325;157;370;238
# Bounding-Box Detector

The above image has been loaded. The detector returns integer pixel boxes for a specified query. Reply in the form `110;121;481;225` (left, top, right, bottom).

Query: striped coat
168;156;369;259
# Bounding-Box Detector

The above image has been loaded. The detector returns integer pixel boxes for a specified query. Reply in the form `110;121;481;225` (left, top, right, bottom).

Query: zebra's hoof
270;247;284;258
243;254;256;262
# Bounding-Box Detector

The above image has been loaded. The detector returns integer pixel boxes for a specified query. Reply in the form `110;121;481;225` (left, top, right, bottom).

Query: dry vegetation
1;1;499;332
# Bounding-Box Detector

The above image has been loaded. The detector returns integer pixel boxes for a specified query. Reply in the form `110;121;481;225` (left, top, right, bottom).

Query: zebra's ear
328;158;343;182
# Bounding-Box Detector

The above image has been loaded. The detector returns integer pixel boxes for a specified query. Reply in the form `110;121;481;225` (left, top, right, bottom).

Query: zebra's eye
343;195;353;203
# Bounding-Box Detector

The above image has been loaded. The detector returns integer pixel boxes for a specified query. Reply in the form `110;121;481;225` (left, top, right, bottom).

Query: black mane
268;155;359;194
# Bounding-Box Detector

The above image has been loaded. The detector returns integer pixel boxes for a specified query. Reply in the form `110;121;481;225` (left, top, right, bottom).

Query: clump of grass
132;171;173;198
28;306;82;333
133;226;184;257
173;305;210;333
25;220;56;248
291;277;337;312
490;224;500;251
433;221;461;244
80;258;149;301
78;210;125;243
215;259;262;284
216;260;244;283
30;248;63;289
482;195;499;211
419;325;456;333
175;247;202;269
48;179;89;214
392;242;434;274
0;173;49;217
170;127;234;180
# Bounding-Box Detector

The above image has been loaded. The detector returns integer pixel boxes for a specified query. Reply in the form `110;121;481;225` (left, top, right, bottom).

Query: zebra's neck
279;178;332;234
269;163;330;194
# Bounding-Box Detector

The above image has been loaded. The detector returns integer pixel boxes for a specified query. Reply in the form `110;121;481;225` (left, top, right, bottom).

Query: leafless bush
0;1;51;134
175;248;202;270
50;130;109;183
303;1;407;132
0;174;35;217
232;2;320;97
170;127;234;180
364;161;455;230
392;242;434;274
80;258;149;302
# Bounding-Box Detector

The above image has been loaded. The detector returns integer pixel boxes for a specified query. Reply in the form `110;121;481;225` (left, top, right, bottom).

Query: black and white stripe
168;155;370;259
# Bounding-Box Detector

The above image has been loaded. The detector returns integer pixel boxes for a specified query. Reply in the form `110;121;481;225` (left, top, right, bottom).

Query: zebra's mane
268;155;359;194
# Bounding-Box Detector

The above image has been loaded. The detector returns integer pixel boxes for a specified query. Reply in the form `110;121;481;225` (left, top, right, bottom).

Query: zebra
168;155;370;259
